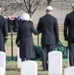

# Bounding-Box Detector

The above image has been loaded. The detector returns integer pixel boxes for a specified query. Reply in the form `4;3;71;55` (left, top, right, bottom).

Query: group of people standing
0;4;74;71
16;6;59;71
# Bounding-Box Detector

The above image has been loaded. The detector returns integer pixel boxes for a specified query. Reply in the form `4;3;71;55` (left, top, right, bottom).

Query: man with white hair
64;4;74;66
37;6;59;70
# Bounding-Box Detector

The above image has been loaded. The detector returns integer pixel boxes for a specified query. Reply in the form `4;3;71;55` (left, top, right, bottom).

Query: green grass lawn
6;60;68;75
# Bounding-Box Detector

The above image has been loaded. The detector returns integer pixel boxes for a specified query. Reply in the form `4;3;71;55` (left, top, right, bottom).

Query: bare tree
47;0;52;6
64;0;66;1
15;0;41;17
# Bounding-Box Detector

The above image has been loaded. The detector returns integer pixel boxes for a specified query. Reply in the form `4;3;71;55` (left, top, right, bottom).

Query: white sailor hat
46;6;53;11
22;13;30;21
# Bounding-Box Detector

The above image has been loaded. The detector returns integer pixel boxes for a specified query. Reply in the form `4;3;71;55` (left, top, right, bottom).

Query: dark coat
37;14;59;45
0;15;8;52
7;18;11;32
64;11;74;66
64;11;74;42
16;20;38;59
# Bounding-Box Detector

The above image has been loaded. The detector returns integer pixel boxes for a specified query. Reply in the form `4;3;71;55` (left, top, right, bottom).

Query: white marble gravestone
64;67;74;75
48;51;62;75
21;60;38;75
0;67;3;75
0;51;6;75
17;47;21;68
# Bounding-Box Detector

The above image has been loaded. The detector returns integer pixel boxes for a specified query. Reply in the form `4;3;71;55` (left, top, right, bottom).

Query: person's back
0;15;8;52
64;4;74;66
40;14;56;33
37;6;59;70
0;15;6;29
16;13;38;61
64;5;74;42
66;11;74;41
66;11;74;29
18;21;34;38
38;14;58;45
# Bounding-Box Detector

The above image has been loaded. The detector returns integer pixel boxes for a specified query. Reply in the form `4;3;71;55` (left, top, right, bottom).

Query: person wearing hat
37;6;59;70
64;4;74;66
0;6;8;52
16;13;38;61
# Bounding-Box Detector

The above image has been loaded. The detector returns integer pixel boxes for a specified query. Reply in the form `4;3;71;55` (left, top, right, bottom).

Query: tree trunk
47;0;52;6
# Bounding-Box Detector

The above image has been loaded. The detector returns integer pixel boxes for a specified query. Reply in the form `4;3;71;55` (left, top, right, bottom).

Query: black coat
64;11;74;42
0;15;8;52
16;20;38;59
37;14;59;45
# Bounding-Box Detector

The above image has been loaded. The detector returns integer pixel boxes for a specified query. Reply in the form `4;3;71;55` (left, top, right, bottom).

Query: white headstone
0;67;3;75
0;51;6;75
21;60;38;75
17;47;21;68
48;51;62;75
64;67;74;75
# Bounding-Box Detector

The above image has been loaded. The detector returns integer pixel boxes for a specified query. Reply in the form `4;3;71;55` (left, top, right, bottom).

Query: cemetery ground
6;26;68;75
6;60;68;75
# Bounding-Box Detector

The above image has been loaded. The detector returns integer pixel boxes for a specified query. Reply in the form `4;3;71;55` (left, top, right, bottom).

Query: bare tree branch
23;0;29;12
15;0;25;11
2;4;12;14
32;0;41;14
28;0;31;9
30;0;35;6
47;0;52;6
15;0;41;17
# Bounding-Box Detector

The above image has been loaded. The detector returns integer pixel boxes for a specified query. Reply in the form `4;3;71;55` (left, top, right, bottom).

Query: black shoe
43;69;46;71
46;64;48;70
43;68;48;71
46;67;48;70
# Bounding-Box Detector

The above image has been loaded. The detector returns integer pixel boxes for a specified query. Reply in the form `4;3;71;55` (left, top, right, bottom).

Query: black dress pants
68;42;74;66
41;45;55;70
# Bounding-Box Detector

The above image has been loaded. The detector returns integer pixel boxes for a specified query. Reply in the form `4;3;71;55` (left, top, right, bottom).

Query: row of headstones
17;48;74;75
0;49;74;75
18;50;62;75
